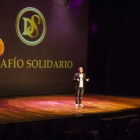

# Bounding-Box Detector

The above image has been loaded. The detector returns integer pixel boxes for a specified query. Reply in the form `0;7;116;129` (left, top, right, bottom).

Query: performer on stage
73;67;89;107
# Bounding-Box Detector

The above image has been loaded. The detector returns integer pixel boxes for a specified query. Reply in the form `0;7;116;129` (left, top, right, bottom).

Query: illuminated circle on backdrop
15;7;47;46
0;39;4;56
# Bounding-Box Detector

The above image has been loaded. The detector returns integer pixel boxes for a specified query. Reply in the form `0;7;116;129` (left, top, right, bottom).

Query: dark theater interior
0;0;140;140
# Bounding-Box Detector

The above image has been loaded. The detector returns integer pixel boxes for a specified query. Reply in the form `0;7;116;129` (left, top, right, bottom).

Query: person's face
79;67;83;73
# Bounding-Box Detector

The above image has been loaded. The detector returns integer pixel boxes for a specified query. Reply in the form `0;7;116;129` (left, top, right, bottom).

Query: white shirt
79;74;83;87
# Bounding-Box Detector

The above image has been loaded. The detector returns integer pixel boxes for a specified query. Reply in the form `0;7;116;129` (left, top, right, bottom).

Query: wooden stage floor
0;93;140;124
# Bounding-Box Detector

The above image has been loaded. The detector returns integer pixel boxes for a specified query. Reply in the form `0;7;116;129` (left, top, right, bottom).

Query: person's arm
84;73;89;82
83;73;86;80
73;73;79;81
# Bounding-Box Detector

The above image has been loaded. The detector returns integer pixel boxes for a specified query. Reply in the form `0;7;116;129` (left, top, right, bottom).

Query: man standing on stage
73;67;89;107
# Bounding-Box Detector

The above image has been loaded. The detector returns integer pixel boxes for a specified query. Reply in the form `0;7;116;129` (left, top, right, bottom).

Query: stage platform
0;93;140;125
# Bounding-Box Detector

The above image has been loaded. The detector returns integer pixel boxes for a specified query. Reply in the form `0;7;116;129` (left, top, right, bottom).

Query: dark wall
87;0;140;96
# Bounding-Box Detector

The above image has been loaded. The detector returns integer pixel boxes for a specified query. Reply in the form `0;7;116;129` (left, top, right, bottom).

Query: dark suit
73;73;86;89
73;73;86;104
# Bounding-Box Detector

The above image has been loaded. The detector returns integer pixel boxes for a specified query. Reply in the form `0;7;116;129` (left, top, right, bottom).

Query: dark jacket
73;73;86;89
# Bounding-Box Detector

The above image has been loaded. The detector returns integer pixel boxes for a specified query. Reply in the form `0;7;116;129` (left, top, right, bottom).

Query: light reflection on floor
0;94;140;124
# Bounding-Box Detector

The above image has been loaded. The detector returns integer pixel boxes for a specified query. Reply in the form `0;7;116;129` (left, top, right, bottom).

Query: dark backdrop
1;0;139;97
88;0;140;96
0;0;88;96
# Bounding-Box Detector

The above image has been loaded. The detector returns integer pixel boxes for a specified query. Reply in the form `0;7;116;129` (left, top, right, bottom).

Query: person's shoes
75;104;78;107
79;104;84;107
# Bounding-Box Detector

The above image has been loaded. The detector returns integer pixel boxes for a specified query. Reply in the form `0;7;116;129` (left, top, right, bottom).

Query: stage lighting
66;0;82;8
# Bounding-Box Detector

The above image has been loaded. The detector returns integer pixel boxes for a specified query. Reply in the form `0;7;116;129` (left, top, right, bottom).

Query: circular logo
15;7;47;46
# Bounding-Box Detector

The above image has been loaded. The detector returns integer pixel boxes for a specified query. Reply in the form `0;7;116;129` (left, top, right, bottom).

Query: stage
0;93;140;125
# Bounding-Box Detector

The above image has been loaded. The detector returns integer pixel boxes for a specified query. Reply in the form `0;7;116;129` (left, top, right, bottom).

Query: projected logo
15;7;47;46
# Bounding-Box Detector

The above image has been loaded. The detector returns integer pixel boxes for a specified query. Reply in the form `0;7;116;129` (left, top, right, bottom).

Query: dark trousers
75;88;84;104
